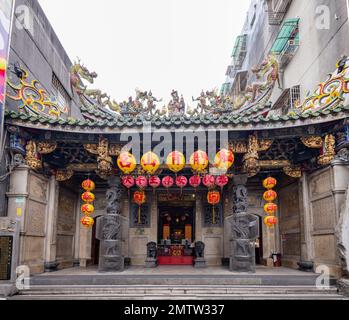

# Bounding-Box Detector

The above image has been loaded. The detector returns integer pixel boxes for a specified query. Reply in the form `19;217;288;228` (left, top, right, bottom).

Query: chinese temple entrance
157;193;196;265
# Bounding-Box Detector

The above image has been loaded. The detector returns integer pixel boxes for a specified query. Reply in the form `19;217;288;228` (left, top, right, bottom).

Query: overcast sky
38;0;250;105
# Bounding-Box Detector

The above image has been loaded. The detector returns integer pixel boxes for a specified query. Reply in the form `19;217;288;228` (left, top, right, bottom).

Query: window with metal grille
270;18;299;54
231;34;247;69
52;73;71;114
273;85;300;114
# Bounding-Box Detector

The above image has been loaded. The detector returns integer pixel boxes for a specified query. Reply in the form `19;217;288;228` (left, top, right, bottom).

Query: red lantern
81;216;94;228
207;190;221;205
81;203;94;215
264;203;278;215
189;175;201;189
207;190;221;225
133;190;146;206
136;176;148;189
162;176;174;188
81;191;95;203
264;215;278;228
149;176;161;193
263;177;277;189
215;175;229;191
122;175;135;189
263;190;277;202
176;176;188;188
202;175;215;189
81;179;95;191
133;190;146;224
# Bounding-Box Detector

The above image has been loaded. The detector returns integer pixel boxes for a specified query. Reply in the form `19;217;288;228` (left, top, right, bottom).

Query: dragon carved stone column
228;175;259;273
96;176;126;272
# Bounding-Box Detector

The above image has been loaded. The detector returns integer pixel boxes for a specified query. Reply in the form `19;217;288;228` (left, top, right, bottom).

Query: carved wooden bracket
84;138;123;180
283;166;302;179
25;141;42;170
318;134;336;166
229;139;273;154
243;135;260;177
55;169;74;182
300;136;323;149
37;142;57;154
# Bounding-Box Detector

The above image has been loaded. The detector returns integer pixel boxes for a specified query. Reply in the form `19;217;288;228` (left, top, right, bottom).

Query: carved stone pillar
228;175;259;273
96;176;126;272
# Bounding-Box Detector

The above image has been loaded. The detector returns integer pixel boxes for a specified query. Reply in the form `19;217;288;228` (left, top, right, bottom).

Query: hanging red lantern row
202;174;216;189
162;176;174;194
189;175;201;189
175;175;188;194
149;176;161;193
262;177;278;228
80;179;95;228
136;176;148;189
215;175;229;192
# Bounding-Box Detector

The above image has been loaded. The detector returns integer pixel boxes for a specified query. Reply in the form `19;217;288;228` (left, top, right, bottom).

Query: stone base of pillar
145;258;158;268
297;260;314;272
194;257;207;268
99;255;124;272
44;261;59;272
230;240;256;273
338;278;349;297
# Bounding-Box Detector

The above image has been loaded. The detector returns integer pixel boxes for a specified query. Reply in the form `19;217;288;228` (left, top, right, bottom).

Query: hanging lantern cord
212;205;216;225
138;205;141;225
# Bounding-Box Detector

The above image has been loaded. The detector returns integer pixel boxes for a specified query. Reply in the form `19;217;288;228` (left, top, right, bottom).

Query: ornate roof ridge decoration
69;55;280;119
5;104;349;132
295;55;349;114
6;65;68;120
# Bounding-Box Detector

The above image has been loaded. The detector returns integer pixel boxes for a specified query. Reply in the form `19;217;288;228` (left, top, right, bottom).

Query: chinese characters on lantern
262;177;278;228
80;179;95;228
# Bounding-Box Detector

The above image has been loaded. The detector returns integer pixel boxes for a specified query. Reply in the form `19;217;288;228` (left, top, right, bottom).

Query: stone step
14;285;344;301
29;274;332;287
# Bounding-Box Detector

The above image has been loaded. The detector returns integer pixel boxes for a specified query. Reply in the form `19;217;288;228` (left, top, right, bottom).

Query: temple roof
4;55;349;134
5;104;349;134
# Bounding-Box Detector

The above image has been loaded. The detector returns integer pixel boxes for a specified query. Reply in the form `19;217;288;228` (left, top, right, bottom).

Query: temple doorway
157;193;196;265
90;216;100;266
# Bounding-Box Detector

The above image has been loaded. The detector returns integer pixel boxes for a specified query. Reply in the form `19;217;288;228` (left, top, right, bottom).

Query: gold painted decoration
298;56;349;114
283;166;302;179
300;136;323;149
318;134;336;166
37;142;57;154
25;140;42;170
6;66;68;119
